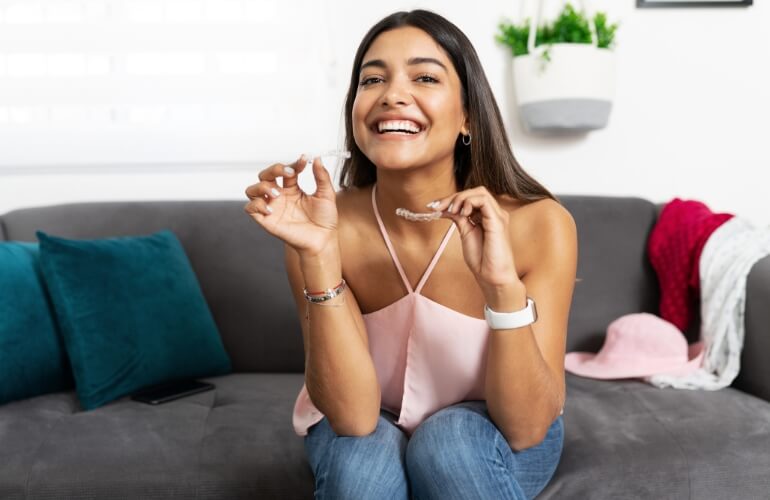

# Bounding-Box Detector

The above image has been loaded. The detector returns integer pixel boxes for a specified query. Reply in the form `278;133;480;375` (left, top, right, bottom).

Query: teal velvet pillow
37;229;232;411
0;242;74;405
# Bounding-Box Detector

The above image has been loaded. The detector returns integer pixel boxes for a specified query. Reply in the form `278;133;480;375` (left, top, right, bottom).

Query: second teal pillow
37;229;232;410
0;242;74;405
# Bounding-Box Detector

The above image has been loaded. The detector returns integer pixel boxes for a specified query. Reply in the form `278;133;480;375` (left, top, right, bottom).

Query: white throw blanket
644;216;770;390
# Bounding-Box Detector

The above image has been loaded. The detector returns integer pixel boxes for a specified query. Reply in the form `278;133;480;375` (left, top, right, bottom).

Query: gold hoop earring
462;133;472;146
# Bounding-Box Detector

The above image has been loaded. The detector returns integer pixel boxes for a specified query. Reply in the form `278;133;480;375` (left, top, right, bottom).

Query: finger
245;164;283;199
454;194;495;217
310;156;336;200
437;194;498;230
444;193;472;215
454;194;506;231
459;195;488;216
256;156;302;183
256;154;307;187
244;181;285;201
425;186;488;213
441;204;478;235
243;198;274;219
246;154;307;199
279;154;309;190
425;194;462;215
426;190;471;212
426;194;459;213
447;189;502;216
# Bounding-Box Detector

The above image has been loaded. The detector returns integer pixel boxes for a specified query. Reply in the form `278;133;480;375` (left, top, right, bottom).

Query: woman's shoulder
504;195;570;223
500;195;576;275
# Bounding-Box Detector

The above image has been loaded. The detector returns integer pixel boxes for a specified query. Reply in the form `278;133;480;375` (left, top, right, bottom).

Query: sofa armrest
733;254;770;403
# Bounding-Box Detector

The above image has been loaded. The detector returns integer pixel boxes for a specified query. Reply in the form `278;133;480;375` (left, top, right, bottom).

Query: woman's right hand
244;154;339;256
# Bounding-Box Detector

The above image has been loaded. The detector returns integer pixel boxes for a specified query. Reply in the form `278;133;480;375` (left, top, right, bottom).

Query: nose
380;76;412;107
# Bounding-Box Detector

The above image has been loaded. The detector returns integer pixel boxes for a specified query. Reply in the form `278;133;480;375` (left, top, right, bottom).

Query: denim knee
405;402;564;500
406;402;500;467
305;412;410;500
405;402;521;498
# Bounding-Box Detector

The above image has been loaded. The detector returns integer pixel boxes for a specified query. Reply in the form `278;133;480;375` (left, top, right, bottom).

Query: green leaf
495;2;618;56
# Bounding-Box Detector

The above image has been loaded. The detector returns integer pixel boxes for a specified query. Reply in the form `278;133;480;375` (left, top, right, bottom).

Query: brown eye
416;74;439;83
359;76;383;86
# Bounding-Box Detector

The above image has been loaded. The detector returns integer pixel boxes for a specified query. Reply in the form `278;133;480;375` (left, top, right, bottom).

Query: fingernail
284;166;295;176
426;200;440;209
270;187;280;197
447;202;454;213
266;205;273;214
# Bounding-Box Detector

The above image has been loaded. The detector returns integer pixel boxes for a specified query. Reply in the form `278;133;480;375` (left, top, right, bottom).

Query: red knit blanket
647;198;733;332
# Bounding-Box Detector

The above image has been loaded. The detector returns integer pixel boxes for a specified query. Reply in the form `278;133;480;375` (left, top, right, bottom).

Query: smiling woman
243;8;576;500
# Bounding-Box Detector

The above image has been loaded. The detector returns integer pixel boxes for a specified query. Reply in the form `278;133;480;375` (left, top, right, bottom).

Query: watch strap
484;297;537;330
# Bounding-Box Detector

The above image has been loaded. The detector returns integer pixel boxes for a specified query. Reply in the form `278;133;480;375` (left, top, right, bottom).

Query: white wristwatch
484;297;538;330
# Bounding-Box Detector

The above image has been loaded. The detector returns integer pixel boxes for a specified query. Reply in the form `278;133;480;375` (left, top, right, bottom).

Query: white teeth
377;120;422;134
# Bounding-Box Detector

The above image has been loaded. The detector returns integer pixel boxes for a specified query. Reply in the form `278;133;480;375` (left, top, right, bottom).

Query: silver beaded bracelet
303;278;347;303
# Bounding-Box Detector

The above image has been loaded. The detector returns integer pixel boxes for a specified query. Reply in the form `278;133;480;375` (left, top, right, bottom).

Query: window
0;0;336;171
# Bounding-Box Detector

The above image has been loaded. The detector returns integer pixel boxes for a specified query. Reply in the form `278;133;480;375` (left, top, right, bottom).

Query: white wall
1;0;768;226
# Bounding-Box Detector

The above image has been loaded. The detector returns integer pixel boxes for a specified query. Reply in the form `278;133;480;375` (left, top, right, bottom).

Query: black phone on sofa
130;379;214;405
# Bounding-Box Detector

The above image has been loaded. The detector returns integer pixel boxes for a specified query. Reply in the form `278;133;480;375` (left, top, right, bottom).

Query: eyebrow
359;57;448;73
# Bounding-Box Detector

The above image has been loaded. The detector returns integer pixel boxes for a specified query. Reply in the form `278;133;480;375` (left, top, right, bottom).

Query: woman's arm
285;241;382;436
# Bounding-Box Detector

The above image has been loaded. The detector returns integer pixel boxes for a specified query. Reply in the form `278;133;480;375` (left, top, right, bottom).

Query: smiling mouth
378;130;422;135
370;125;426;136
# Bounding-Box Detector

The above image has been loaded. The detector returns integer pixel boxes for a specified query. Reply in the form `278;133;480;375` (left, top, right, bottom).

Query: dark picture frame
637;0;752;7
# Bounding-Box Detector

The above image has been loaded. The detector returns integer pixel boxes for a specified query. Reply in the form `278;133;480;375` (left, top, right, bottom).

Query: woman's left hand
428;186;523;296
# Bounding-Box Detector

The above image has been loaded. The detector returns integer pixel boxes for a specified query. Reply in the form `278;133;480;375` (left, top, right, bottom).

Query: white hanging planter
512;0;617;133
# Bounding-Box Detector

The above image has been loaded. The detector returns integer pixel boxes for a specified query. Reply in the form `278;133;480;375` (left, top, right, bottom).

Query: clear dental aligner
304;150;351;160
396;207;443;222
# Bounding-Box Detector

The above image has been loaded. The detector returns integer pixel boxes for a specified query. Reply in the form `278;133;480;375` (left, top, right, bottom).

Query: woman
244;9;577;500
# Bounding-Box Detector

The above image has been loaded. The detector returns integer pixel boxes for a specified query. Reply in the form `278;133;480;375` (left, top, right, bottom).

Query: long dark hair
338;9;559;205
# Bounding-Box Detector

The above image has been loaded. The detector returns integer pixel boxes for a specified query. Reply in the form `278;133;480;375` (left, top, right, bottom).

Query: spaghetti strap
371;183;455;295
414;224;455;294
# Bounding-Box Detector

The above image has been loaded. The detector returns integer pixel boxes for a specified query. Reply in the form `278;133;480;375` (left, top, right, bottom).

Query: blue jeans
304;400;564;499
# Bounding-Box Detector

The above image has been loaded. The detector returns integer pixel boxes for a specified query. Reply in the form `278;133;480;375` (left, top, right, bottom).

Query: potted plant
496;1;620;133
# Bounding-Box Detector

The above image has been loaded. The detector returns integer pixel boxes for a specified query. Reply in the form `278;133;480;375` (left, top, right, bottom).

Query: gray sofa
1;195;769;499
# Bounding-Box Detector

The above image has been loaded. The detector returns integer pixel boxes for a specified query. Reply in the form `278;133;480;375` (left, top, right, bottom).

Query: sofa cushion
36;229;232;411
1;372;769;499
538;373;770;499
0;373;314;500
0;242;74;405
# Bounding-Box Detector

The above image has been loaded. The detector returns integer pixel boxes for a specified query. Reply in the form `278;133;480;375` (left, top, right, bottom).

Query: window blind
0;0;336;170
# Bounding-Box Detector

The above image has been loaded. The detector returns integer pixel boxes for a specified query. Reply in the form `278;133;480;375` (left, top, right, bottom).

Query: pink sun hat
565;312;706;380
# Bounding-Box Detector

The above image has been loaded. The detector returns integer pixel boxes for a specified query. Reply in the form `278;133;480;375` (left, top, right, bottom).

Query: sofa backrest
0;195;663;372
560;195;665;352
1;200;300;373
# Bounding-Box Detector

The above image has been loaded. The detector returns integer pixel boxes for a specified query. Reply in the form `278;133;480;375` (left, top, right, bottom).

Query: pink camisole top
292;183;562;438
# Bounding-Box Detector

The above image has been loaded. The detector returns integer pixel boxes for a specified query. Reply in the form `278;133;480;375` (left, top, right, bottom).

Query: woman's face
352;26;468;171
